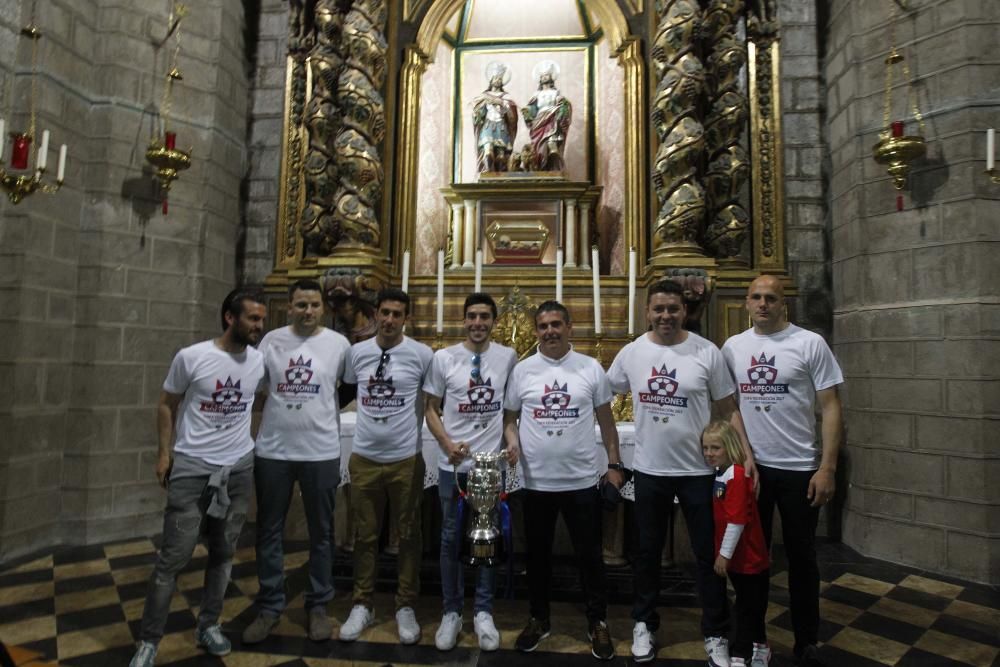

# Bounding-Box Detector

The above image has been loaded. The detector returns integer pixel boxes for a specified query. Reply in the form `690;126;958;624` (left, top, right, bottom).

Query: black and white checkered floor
0;535;997;666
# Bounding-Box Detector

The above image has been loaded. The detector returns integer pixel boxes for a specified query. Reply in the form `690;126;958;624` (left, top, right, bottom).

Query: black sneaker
796;644;823;666
515;617;551;652
588;620;615;660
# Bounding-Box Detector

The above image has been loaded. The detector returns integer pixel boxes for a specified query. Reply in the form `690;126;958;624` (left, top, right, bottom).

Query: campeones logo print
638;365;689;407
277;355;320;394
362;374;404;408
533;379;579;420
459;376;501;413
740;352;789;394
201;376;248;413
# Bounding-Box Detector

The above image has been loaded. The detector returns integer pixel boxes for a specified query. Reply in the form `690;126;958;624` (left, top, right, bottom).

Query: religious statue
509;143;534;172
472;62;518;174
322;268;380;344
521;60;572;172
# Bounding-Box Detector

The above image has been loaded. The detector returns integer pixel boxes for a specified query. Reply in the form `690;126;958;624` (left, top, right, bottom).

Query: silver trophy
456;452;508;567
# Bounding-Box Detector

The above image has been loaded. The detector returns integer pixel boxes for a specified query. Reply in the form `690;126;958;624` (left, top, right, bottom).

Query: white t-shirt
255;326;350;461
163;339;265;466
505;347;613;492
423;342;518;473
607;332;735;476
344;336;433;463
722;324;844;471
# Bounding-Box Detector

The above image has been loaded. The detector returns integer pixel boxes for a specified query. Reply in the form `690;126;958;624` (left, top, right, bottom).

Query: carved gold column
651;0;706;259
329;0;387;254
747;5;785;271
702;0;750;264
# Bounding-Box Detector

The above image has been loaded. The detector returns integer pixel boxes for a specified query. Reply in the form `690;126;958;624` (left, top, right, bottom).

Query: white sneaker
435;612;462;651
750;642;772;667
631;621;655;662
731;659;747;667
474;611;501;651
339;604;374;642
396;606;421;645
705;636;731;667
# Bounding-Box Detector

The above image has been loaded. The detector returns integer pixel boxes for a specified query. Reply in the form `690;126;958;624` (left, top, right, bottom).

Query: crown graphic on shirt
288;355;312;368
650;364;676;378
215;376;241;390
469;375;493;389
544;379;567;394
751;352;775;367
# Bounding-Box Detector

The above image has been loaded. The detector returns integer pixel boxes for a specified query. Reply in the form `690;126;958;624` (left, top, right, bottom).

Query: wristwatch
607;462;624;471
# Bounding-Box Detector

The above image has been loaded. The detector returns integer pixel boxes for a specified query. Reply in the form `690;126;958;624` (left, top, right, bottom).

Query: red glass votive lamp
10;133;31;169
164;132;176;150
891;120;904;138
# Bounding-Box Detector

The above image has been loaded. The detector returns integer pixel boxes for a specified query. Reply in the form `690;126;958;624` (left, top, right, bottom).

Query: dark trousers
523;487;607;625
254;456;340;615
729;570;769;658
631;471;729;637
757;464;820;651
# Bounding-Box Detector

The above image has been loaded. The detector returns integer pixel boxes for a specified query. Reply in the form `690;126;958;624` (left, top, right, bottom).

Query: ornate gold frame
268;0;788;347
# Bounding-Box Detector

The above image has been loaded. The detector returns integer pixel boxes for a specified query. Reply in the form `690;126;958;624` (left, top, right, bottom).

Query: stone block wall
777;0;832;335
0;0;250;562
243;0;287;285
825;0;999;583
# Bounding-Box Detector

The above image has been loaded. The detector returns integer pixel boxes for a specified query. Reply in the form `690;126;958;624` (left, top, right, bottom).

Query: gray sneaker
242;612;279;644
196;624;232;656
308;606;333;641
128;641;157;667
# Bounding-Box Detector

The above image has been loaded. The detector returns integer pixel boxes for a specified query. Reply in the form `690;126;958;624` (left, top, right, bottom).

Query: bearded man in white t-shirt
338;287;434;645
241;279;351;644
129;288;266;667
607;280;755;667
722;275;844;667
503;301;625;661
424;292;518;652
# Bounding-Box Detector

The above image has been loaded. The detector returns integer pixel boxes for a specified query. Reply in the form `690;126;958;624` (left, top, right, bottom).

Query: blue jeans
254;456;340;615
631;471;730;637
139;469;252;642
439;468;495;615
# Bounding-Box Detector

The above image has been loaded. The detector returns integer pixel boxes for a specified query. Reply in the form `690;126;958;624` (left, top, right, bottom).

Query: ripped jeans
138;469;252;643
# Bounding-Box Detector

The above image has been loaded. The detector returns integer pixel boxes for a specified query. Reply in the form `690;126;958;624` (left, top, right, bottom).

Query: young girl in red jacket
702;420;772;667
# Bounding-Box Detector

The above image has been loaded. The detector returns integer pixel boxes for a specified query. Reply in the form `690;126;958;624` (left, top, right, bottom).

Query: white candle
37;129;49;170
474;248;483;292
555;247;564;302
591;246;601;335
436;248;445;333
401;249;410;293
627;247;637;336
988;128;995;171
0;119;5;160
57;144;67;182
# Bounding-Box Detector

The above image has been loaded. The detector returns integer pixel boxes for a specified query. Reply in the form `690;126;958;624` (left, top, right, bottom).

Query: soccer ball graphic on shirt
284;355;314;385
541;380;571;409
212;377;243;404
747;353;778;385
367;375;396;399
647;365;679;397
467;377;495;405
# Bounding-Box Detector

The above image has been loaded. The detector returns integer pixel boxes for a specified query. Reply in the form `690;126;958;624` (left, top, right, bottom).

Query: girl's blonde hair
702;420;745;466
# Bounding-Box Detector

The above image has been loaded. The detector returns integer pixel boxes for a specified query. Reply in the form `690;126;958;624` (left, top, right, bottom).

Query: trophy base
463;538;503;568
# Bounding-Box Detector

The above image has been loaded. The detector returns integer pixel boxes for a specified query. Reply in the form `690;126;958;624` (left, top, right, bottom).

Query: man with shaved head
721;276;844;667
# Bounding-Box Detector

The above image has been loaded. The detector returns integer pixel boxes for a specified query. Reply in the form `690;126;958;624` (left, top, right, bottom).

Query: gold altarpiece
265;0;791;352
